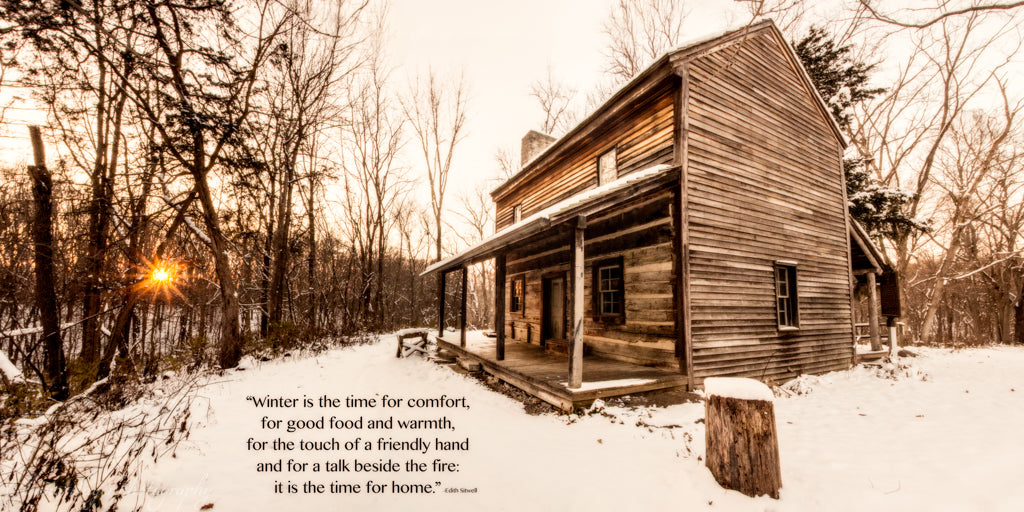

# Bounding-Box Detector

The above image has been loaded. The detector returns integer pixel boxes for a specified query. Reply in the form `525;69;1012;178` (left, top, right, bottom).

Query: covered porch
436;331;687;411
850;220;902;362
423;165;685;410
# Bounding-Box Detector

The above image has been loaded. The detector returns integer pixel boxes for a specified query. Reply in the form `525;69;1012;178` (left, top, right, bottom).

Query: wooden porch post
495;254;506;361
460;266;468;348
888;317;899;357
437;271;447;339
568;216;586;389
867;271;881;351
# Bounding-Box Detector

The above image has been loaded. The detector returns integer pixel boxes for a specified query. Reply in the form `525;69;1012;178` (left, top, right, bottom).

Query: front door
543;275;565;341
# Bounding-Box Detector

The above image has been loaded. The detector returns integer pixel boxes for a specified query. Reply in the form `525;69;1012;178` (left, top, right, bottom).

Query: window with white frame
598;148;617;185
774;262;799;329
592;257;624;322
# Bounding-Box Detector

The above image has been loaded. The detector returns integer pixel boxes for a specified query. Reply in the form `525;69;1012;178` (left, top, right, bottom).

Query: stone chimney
520;130;556;167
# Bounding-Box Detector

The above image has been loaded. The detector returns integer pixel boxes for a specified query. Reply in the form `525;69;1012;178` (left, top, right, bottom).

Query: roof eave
490;56;674;201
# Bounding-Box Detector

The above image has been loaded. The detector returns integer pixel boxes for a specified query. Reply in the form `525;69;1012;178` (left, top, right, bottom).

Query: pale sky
5;0;1020;245
384;0;750;207
386;0;612;194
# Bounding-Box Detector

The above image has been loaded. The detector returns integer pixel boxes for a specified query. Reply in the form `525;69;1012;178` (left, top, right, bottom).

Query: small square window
592;257;624;322
598;148;617;185
774;263;799;329
510;275;525;314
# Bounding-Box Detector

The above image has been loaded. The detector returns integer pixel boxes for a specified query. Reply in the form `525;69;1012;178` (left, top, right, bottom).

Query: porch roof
421;163;678;276
849;219;886;273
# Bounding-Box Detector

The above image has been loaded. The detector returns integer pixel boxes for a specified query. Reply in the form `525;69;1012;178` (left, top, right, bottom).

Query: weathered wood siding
495;85;676;230
502;186;680;368
684;31;852;382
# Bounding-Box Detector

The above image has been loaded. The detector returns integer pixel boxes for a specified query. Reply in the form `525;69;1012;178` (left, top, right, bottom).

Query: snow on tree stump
703;377;781;499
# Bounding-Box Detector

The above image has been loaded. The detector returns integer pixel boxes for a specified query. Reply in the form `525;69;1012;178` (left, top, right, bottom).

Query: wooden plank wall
502;186;680;369
684;31;853;383
495;85;676;230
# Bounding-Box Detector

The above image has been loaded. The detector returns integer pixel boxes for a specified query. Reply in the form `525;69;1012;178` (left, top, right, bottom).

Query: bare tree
493;145;519;181
128;0;293;368
602;0;687;84
402;70;468;261
859;0;1024;29
530;65;579;136
27;126;67;399
918;82;1021;341
848;11;1020;275
736;0;808;34
454;184;495;327
341;13;407;328
264;0;366;329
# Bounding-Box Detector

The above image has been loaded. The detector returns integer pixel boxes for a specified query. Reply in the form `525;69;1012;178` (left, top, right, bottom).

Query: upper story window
510;275;526;314
598;148;617;185
774;261;799;329
512;203;522;224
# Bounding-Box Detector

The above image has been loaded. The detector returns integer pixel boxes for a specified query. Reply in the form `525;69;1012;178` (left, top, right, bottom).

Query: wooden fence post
704;377;781;499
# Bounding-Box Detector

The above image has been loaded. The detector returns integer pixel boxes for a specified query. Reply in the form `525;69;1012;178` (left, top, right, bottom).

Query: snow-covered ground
129;340;1024;511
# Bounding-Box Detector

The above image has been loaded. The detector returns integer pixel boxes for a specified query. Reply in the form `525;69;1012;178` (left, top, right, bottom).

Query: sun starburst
133;257;187;303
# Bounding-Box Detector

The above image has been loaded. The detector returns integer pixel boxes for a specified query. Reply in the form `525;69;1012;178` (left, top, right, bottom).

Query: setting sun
137;259;186;302
151;267;172;284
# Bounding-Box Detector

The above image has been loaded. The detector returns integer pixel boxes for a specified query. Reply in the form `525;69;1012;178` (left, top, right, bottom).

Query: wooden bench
395;329;431;358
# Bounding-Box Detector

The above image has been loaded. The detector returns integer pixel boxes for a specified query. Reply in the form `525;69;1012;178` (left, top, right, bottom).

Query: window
592;257;624;322
510;275;525;314
512;204;522;224
774;262;799;329
598;148;617;185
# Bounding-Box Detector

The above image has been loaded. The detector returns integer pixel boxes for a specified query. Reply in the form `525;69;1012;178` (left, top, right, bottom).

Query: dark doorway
542;275;566;341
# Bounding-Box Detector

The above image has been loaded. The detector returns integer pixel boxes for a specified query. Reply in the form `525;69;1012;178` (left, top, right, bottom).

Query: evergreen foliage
794;26;927;240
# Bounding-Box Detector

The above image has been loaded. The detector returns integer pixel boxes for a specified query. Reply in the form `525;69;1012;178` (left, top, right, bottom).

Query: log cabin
421;20;894;411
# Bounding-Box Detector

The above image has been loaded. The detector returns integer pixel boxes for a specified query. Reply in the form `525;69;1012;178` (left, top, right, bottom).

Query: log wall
502;186;680;368
495;85;676;230
684;31;853;382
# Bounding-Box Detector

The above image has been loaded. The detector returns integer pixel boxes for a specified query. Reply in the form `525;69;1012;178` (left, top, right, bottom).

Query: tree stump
703;377;781;499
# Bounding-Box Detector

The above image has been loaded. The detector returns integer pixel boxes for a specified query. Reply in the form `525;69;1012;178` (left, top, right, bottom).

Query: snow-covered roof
422;164;678;276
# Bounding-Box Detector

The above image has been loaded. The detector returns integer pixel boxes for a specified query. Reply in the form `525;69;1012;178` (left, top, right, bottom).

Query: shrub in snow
871;359;928;381
778;375;820;397
1;372;202;511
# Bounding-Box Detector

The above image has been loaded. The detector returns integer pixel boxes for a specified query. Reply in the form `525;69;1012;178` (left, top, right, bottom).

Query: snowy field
127;339;1024;512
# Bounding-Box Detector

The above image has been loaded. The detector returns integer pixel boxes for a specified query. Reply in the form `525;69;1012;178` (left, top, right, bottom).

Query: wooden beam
675;68;695;388
867;271;881;351
460;266;468;348
887;317;899;357
839;140;859;367
568;216;586;389
495;254;507;361
437;271;447;338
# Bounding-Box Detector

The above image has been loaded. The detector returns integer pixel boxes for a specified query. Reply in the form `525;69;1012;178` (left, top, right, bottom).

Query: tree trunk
1014;279;1024;345
260;175;276;338
704;379;781;499
28;126;68;399
268;162;294;327
189;131;243;368
920;230;963;342
307;174;317;331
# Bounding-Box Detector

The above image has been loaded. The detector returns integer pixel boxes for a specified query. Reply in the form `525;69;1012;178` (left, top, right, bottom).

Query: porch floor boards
436;334;687;411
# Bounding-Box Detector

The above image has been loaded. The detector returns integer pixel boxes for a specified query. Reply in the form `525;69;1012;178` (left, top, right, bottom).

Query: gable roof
493;19;847;202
